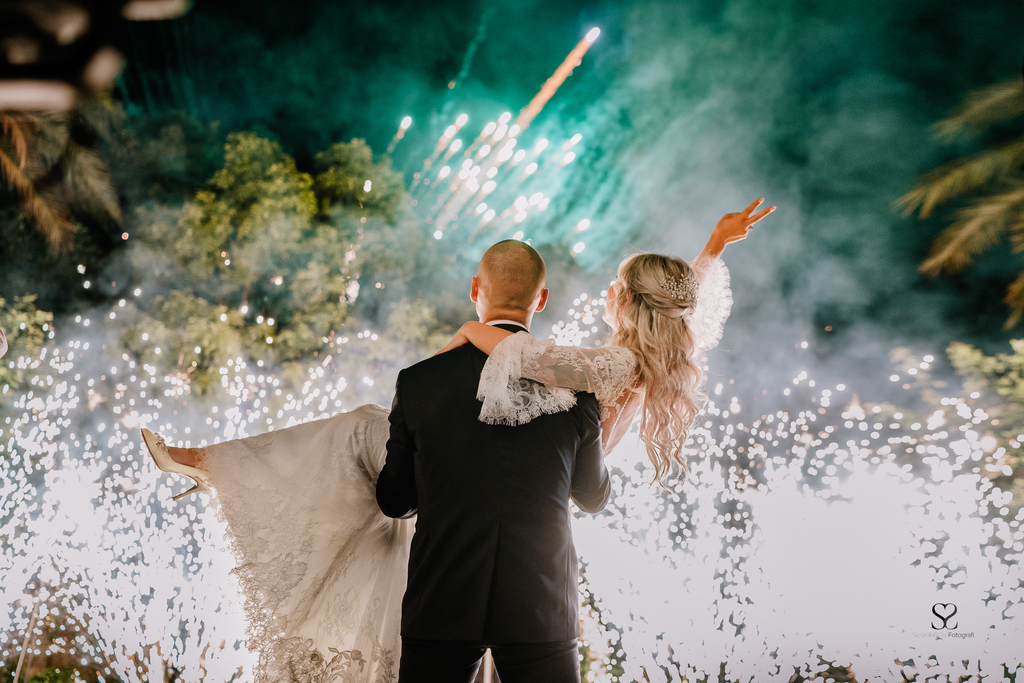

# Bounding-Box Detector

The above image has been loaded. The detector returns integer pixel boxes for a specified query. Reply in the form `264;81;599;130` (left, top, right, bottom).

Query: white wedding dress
196;257;731;683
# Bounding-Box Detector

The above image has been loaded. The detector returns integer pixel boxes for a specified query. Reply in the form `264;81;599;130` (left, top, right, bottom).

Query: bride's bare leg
168;446;203;468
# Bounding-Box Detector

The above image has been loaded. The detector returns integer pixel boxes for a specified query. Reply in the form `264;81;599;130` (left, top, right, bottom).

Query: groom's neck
480;310;531;330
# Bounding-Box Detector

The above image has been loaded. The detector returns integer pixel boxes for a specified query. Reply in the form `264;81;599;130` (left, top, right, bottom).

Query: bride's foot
167;446;202;468
141;429;211;501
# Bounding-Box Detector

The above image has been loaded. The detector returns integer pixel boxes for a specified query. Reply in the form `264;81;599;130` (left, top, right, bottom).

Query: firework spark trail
409;29;597;240
450;6;495;90
409;114;469;192
427;124;578;236
385;116;412;155
513;28;600;132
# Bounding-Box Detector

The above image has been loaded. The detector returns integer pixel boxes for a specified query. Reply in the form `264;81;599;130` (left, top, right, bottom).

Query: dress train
198;404;413;683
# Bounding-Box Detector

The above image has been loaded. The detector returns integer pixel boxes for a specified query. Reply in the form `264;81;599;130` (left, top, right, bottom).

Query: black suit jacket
376;324;610;643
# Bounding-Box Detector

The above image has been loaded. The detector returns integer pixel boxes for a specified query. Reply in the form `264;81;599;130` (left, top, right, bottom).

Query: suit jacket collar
487;320;530;335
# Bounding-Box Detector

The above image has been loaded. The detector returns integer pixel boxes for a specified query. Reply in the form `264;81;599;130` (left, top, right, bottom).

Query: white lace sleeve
688;255;732;353
477;332;638;425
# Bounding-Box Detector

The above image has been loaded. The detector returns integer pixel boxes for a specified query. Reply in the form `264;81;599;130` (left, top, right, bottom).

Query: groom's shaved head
477;240;546;312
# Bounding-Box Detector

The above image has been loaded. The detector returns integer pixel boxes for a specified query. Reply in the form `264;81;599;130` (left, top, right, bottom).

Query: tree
0;295;52;392
121;132;422;393
898;78;1024;326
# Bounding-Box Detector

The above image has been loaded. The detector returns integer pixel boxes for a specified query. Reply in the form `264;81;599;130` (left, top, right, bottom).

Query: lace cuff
688;256;732;353
477;332;578;426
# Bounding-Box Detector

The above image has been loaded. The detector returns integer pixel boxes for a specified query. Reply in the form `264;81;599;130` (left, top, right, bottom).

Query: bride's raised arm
688;197;773;353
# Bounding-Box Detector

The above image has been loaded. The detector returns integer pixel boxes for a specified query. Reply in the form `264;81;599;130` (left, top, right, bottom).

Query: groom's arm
570;393;610;513
376;372;418;519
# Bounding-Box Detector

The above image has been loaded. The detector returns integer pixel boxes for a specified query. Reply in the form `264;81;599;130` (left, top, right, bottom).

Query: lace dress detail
689;254;732;354
477;257;732;425
199;404;413;683
478;333;638;423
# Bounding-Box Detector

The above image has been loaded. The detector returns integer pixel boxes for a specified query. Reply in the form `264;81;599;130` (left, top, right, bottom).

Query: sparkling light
3;24;1012;683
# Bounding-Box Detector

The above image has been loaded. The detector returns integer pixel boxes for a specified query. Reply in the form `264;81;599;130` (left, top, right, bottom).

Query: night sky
115;0;1024;393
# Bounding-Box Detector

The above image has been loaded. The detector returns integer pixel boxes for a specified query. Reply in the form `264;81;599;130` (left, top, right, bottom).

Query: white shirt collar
486;319;529;331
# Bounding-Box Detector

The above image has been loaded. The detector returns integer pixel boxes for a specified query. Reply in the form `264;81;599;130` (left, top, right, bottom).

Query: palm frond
897;137;1024;218
919;185;1024;275
1;145;75;249
25;112;70;168
25;189;75;249
78;94;125;143
0;146;34;197
1008;206;1024;253
0;112;31;169
934;79;1024;139
64;139;122;222
1004;271;1024;329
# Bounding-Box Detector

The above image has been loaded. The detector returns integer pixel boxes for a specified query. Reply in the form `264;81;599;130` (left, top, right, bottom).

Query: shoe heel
172;481;208;501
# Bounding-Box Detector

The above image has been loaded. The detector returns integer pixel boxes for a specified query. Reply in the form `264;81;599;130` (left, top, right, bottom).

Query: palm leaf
1003;271;1024;329
63;139;122;222
25;189;75;249
935;79;1024;139
0;143;75;249
919;184;1024;275
0;145;34;198
26;112;70;168
78;94;124;144
897;137;1024;218
0;112;31;169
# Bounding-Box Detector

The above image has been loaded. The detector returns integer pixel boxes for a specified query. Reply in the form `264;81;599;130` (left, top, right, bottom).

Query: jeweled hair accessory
659;273;698;302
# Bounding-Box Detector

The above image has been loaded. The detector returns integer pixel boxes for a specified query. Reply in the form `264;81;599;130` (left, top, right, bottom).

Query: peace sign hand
712;198;776;246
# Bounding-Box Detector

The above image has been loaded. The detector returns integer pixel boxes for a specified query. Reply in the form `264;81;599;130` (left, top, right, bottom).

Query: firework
2;291;1022;681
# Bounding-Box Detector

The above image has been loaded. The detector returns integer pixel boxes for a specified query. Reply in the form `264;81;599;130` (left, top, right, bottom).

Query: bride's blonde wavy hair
609;253;706;483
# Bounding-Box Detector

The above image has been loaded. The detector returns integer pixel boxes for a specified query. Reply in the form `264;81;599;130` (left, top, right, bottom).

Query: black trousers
398;637;580;683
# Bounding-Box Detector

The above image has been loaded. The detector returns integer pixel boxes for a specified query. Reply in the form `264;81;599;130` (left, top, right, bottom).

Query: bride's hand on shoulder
434;322;515;356
712;198;776;248
435;326;470;355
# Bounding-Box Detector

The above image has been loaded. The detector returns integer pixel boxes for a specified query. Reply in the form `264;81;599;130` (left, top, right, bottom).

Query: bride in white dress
142;199;774;683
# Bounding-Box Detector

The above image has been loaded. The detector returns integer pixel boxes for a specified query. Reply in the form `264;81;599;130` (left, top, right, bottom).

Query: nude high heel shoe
141;428;210;501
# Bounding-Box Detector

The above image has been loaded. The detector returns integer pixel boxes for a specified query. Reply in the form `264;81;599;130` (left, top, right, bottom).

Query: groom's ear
470;276;480;303
535;287;549;312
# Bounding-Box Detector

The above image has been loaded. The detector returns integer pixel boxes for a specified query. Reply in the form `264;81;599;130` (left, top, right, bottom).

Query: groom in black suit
376;240;610;683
